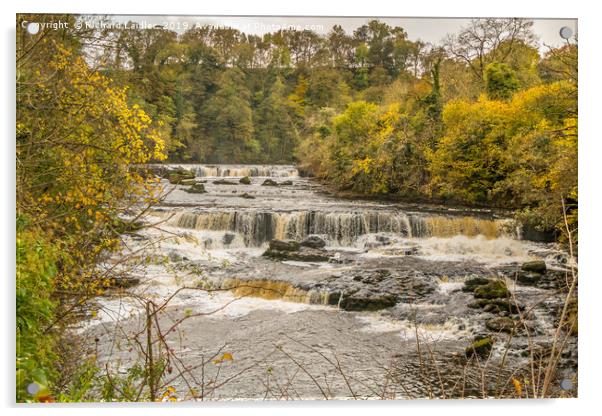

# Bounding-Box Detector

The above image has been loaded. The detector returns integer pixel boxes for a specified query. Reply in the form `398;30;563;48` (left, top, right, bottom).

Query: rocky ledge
262;238;331;262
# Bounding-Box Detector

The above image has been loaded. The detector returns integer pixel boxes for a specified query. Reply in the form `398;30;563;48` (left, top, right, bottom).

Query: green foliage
257;76;299;162
484;62;520;100
430;80;577;238
198;68;257;162
17;18;168;401
16;221;58;402
430;97;513;204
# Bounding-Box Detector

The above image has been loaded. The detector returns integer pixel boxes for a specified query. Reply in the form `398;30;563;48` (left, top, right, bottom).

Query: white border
2;1;600;415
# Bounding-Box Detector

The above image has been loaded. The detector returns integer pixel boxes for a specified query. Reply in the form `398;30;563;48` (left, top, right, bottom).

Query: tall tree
445;18;536;81
199;68;257;162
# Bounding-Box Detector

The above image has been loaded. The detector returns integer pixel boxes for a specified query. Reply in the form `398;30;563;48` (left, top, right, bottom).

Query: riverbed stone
261;178;278;186
263;247;330;262
222;233;236;245
301;235;327;249
109;276;141;289
521;260;547;274
185;183;206;194
240;193;255;199
462;277;491;292
179;178;197;186
474;280;509;299
269;239;300;251
468;298;523;314
465;336;493;358
339;290;397;311
168;171;195;184
517;271;543;285
280;180;293;186
486;317;516;333
239;176;252;185
213;179;237;185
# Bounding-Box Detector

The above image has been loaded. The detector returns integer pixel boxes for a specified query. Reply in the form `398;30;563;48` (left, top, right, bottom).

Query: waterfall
164;210;514;247
171;164;299;178
221;278;331;305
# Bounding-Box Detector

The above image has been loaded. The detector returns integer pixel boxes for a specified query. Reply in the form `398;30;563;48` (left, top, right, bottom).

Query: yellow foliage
213;353;234;364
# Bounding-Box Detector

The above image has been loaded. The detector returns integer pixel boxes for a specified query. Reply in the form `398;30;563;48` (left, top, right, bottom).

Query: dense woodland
16;15;577;401
95;17;577;238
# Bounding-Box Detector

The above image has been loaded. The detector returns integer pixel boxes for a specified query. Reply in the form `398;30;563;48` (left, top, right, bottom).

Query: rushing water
84;164;574;400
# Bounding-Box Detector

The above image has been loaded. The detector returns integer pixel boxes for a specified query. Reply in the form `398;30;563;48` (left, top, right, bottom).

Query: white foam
355;314;471;341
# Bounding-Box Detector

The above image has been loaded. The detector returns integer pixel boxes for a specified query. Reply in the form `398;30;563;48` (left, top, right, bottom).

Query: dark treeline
97;19;458;163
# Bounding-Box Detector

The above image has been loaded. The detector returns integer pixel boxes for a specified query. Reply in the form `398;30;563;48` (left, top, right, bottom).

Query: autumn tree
17;17;167;401
484;62;520;100
445;18;536;81
198;68;257;162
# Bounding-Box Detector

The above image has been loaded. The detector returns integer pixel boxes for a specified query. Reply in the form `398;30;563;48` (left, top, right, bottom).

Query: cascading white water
164;210;513;247
171;164;299;178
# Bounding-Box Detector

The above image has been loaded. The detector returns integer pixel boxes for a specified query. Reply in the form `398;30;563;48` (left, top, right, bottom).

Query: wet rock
239;176;252;185
263;247;330;262
517;271;542;285
185;183;206;194
462;277;491;293
301;235;326;249
465;336;493;358
179;178;197;186
520;223;557;242
280;180;293;186
486;317;516;333
240;193;255;199
168;170;195;184
363;234;392;249
213;179;237;185
261;179;278;186
110;276;141;289
326;291;341;305
269;239;300;252
474;280;509;299
263;239;331;261
222;233;236;245
521;260;547;274
469;298;523;314
339;290;397;311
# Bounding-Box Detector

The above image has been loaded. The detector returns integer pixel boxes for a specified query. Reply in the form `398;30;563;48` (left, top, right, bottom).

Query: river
83;164;577;400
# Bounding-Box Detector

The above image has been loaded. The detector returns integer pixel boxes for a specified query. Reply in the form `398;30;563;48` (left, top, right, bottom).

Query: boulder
486;317;516;333
465;336;493;359
268;239;300;252
261;179;278;186
239;176;252;185
222;233;236;245
185;183;206;194
521;260;547;274
339;290;397;311
280;180;293;186
213;179;237;185
168;170;195;184
462;277;491;293
240;193;255;199
517;271;542;285
110;276;141;289
469;298;523;314
474;280;509;299
179;178;197;186
301;235;327;249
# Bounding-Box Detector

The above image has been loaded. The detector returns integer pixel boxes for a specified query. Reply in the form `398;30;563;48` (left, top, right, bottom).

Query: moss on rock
474;280;509;299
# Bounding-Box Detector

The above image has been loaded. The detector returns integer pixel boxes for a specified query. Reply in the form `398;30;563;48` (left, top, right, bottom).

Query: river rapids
81;164;577;400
